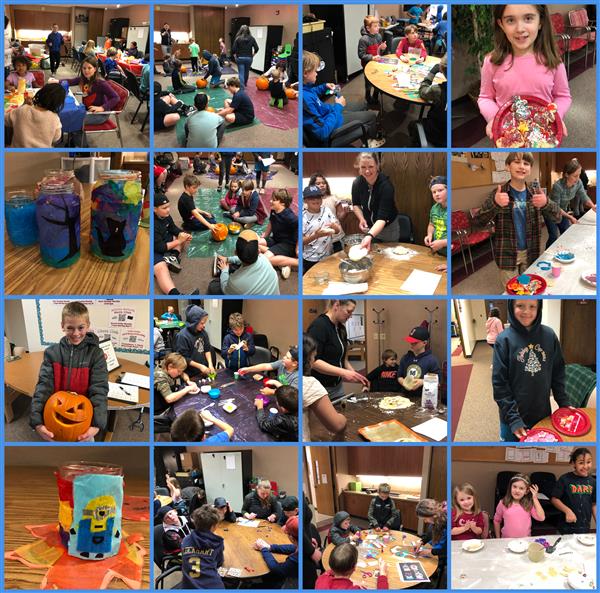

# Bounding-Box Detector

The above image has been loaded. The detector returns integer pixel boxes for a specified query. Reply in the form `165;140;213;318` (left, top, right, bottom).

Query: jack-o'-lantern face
43;391;93;441
211;223;228;242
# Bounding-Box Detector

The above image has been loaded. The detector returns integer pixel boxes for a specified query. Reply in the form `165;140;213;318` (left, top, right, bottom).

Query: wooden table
4;351;150;441
214;520;291;578
532;408;596;442
4;184;149;295
322;529;438;589
4;466;149;590
303;243;446;295
309;392;447;442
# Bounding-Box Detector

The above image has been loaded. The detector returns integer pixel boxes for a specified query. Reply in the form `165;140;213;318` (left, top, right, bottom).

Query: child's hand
267;513;277;523
200;410;215;422
565;509;577;523
77;426;100;441
35;424;55;441
531;193;547;209
486;119;494;140
326;83;336;90
513;426;527;439
228;344;236;354
494;185;510;208
529;484;539;498
424;235;432;246
335;96;346;107
241;341;248;351
379;41;387;52
254;538;270;550
260;387;275;397
254;398;264;409
186;383;200;394
379;558;388;576
47;77;59;84
217;255;229;270
416;57;425;63
430;239;445;252
400;55;409;63
238;367;248;375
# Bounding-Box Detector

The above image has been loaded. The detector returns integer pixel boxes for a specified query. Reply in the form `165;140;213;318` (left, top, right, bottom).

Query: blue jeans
545;215;571;249
236;56;253;88
499;420;519;442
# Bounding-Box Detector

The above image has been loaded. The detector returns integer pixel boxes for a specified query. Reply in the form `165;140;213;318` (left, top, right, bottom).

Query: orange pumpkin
196;78;208;89
230;165;237;174
211;223;228;242
43;391;93;441
285;87;297;100
180;66;187;74
256;76;269;91
206;106;216;112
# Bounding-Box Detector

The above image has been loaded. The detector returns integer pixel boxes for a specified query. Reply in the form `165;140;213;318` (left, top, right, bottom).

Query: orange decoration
256;76;269;90
211;223;228;241
206;106;216;112
230;165;237;174
180;66;187;74
196;78;207;88
43;391;93;441
285;87;297;100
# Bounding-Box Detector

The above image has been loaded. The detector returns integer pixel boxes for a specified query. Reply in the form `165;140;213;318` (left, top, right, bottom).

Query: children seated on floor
255;385;298;441
177;174;217;232
202;49;224;87
185;93;225;149
217;77;255;127
221;312;255;371
363;349;401;392
219;179;241;213
172;59;196;94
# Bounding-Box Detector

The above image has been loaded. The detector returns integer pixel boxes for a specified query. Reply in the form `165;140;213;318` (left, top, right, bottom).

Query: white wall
541;299;562;340
455;299;476;356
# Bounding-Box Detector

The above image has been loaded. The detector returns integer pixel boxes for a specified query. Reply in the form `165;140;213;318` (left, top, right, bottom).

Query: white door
200;451;244;511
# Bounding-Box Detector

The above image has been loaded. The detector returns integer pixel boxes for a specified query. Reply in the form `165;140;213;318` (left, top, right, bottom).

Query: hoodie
357;26;384;67
398;348;441;398
303;83;344;144
316;570;389;590
367;495;401;529
203;50;222;79
221;328;255;370
181;528;225;589
493;300;568;433
329;511;359;546
30;333;109;430
175;305;212;378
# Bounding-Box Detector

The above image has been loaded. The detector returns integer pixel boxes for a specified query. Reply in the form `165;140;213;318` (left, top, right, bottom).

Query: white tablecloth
451;534;596;589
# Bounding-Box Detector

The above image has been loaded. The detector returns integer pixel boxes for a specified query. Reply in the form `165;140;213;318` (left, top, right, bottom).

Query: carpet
451;363;473;439
243;84;299;131
204;170;278;182
452;344;463;357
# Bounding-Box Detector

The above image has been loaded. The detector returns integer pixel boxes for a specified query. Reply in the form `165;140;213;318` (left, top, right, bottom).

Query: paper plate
506;273;547;295
462;539;484;553
576;534;595;546
581;271;597;288
551;408;591;437
554;251;575;264
520;428;563;442
508;539;529;553
567;572;594;589
200;385;212;393
223;402;237;413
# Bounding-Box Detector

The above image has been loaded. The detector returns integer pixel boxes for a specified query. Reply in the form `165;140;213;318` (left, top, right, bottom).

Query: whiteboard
36;299;149;354
344;5;370;77
127;26;149;53
249;26;267;72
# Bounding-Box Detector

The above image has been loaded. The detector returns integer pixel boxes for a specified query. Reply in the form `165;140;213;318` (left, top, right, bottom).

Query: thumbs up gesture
494;185;510;208
531;189;547;209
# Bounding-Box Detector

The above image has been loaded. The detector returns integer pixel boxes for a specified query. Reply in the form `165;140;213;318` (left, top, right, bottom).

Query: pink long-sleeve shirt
478;53;572;122
494;500;543;538
486;317;504;345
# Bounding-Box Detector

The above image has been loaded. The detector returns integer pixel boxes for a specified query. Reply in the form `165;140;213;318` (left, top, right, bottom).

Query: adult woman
306;300;369;401
350;152;398;252
232;25;258;89
546;158;596;248
242;479;281;523
160;23;173;57
302;334;347;440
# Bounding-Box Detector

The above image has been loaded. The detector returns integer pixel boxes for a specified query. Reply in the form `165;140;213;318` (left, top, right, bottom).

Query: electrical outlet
373;333;379;339
380;333;386;340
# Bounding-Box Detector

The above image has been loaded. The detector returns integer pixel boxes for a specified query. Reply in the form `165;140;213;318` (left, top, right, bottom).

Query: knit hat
156;506;174;522
184;304;208;327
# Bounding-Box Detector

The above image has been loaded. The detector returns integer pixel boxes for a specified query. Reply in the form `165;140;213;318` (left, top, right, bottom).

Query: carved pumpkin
180;66;187;74
214;165;220;174
230;165;237;174
256;76;269;91
196;78;208;88
43;391;93;441
285;87;297;100
211;223;228;242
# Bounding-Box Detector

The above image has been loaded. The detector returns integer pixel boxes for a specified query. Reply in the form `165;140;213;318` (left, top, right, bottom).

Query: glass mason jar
91;170;143;262
36;170;81;268
5;190;38;247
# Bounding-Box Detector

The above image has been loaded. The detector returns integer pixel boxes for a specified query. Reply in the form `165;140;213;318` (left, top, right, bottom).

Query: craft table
322;529;438;589
4;466;149;590
4;351;150;441
4;183;149;295
309;391;447;442
303;243;446;295
171;369;281;442
215;520;291;578
156;320;185;349
531;408;596;442
96;52;144;76
519;209;597;295
451;534;596;589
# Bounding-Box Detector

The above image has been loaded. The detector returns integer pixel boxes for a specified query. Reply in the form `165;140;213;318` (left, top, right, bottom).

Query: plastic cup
552;262;562;278
527;542;545;562
234;371;239;380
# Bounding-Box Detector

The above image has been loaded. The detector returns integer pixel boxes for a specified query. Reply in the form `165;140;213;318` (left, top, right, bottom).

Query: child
171;59;196;94
474;152;561;284
451;482;485;540
264;60;289;85
478;5;571;141
268;68;287;109
411;55;447;146
367;483;401;530
154;353;199;415
181;505;225;589
217;77;255;126
398;327;441;398
185;93;225;148
218;37;227;65
492;299;569;441
188;38;200;73
424;176;447;255
494;473;544;537
158;507;192;552
239;347;299;389
104;47;121;75
254;152;271;194
219;179;241;213
202;49;223;87
309;173;347;251
302;184;341;272
153;193;196;296
279;496;299;526
358;15;387;105
4;83;65;148
213;497;237;523
177;174;217;232
83;39;97;58
6;55;38;89
221;312;255;371
363;349;401;393
329;511;360;545
171;408;235;443
175;305;215;380
396;24;427;61
231;152;249;176
414;499;446;573
228;179;260;226
486;307;504;352
255;384;298;441
253;516;299;588
551;447;596;534
160;305;180;321
316;543;388;589
29;301;108;442
126;41;142;59
259;188;299;279
162;53;174;76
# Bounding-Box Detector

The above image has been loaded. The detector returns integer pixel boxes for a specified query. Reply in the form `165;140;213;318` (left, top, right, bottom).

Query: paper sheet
108;382;139;404
322;282;369;295
261;157;275;167
225;454;236;470
119;372;150;389
411;417;447;441
237;518;260;527
400;270;441;295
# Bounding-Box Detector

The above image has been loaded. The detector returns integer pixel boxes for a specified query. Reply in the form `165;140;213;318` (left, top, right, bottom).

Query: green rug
186;187;268;258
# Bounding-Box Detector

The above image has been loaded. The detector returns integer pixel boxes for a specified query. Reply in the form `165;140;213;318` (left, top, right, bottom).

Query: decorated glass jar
5;191;38;247
91;170;143;262
36;170;81;268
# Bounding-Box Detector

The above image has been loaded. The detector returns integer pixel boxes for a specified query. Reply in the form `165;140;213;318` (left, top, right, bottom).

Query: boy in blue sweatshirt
254;516;299;588
221;312;255;371
202;49;223;87
398;326;441;398
181;504;225;589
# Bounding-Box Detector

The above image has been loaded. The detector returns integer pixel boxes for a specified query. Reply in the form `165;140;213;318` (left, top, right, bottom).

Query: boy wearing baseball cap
213;497;237;522
398;326;441;397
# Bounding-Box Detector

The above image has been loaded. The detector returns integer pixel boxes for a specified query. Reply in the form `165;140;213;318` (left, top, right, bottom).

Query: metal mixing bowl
339;257;373;283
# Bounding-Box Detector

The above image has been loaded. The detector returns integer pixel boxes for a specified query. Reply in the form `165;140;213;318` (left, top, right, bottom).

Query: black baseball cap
303;185;323;199
213;497;228;508
405;326;429;343
154;192;169;207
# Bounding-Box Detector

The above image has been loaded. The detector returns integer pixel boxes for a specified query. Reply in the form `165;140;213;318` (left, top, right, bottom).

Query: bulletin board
452;446;574;465
36;299;149;354
451;152;511;189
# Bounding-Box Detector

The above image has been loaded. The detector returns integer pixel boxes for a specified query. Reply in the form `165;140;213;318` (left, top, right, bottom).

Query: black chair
153;524;182;571
494;471;518;511
303;119;368;147
531;471;562;532
155;565;182;589
124;68;149;132
253;333;269;349
155;486;169;496
397;214;414;243
391;36;402;55
249;346;274;365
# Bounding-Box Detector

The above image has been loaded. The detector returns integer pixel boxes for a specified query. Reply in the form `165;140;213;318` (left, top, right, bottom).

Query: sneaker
163;254;182;273
217;186;223;192
281;265;291;279
259;188;265;194
367;137;386;148
212;254;220;277
243;223;254;229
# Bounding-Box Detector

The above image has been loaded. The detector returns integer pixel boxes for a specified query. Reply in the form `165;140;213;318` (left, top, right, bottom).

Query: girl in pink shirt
451;482;485;540
478;5;571;141
486;307;504;346
494;473;545;538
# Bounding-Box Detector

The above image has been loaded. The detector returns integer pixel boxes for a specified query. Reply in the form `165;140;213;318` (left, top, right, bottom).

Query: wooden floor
5;185;149;295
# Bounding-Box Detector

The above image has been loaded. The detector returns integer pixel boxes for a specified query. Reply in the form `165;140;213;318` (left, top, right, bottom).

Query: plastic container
5;191;38;247
36;170;81;268
91;170;143;261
